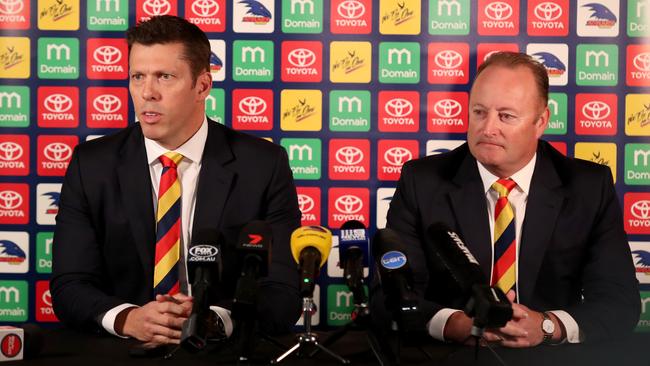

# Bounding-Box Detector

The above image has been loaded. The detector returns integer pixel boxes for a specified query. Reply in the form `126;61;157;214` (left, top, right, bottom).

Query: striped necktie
153;151;183;296
491;178;517;296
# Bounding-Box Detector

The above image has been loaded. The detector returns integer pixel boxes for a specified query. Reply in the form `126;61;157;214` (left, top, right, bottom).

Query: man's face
467;65;549;178
129;42;211;150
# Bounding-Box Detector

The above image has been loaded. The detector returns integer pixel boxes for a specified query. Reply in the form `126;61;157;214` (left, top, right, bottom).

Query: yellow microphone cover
290;226;332;267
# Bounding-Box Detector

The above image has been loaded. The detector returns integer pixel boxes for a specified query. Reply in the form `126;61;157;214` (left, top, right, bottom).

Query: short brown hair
126;15;210;84
475;52;549;108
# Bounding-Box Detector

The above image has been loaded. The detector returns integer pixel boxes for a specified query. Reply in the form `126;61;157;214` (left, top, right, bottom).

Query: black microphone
290;226;332;298
426;223;512;332
233;221;271;312
371;228;420;332
181;229;222;352
338;220;369;305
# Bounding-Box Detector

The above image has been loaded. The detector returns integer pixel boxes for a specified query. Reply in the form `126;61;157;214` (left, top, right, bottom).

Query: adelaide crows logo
583;3;617;28
239;0;272;25
0;240;26;265
633;250;650;274
532;52;566;78
210;52;223;72
43;191;60;215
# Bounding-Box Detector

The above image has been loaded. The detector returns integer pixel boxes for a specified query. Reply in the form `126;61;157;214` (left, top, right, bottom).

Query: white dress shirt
427;154;581;343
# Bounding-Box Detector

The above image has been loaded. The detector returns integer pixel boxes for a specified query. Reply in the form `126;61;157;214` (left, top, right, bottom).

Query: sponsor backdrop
0;0;649;332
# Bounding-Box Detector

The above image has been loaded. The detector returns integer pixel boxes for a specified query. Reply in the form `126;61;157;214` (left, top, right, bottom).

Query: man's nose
482;110;500;135
141;77;159;101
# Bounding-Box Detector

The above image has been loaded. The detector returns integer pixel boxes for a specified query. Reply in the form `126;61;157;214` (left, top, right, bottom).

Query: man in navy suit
51;16;301;347
377;52;639;346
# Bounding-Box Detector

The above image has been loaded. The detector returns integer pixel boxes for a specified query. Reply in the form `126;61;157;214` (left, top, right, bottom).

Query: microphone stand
271;297;350;365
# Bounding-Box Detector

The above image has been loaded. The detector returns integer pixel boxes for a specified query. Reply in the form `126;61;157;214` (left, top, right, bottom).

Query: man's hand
482;290;549;348
116;293;193;347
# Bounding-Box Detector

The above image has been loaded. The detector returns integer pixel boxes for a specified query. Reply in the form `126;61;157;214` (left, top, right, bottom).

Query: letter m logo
242;47;265;63
0;287;19;303
96;0;120;12
47;44;71;61
289;144;312;161
585;50;609;67
634;149;650;167
291;0;314;14
388;48;412;65
335;290;353;307
338;96;362;113
438;0;461;16
0;92;21;108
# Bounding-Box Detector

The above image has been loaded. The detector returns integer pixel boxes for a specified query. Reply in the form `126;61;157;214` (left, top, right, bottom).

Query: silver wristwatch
541;312;555;344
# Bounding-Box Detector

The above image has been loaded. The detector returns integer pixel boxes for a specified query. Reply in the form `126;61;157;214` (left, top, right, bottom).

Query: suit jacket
375;140;639;342
51;120;302;335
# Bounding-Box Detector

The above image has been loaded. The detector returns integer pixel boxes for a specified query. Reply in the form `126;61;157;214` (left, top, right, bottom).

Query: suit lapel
191;122;235;240
518;144;564;303
116;126;155;282
449;150;493;278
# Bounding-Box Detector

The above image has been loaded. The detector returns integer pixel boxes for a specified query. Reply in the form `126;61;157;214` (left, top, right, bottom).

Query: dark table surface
6;326;648;366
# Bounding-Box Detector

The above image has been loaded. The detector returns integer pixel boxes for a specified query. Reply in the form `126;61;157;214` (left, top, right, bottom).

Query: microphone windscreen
290;226;332;267
338;220;369;267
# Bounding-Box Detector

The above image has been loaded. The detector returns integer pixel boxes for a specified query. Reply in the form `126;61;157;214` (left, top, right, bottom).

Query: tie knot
159;151;183;168
492;178;517;198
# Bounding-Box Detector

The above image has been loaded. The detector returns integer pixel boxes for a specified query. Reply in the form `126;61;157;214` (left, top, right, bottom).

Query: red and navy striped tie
153;152;183;296
491;178;517;296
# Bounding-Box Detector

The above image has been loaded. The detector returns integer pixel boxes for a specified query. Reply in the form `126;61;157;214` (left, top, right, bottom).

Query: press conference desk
6;327;647;366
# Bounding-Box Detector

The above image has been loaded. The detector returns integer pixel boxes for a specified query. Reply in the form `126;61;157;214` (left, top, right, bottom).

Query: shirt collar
476;153;537;195
144;117;208;165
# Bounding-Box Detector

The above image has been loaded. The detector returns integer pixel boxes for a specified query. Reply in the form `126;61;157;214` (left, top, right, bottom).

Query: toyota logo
335;195;363;214
191;0;219;17
0;190;22;210
297;194;314;213
384;147;412;166
534;2;562;21
239;96;267;116
633;52;650;72
93;46;122;65
335;146;364;165
385;98;413;117
42;290;52;307
435;50;463;69
631;200;650;220
582;101;610;120
44;143;72;162
0;0;23;15
0;142;23;161
44;94;73;113
288;48;316;67
93;94;121;114
337;0;364;19
143;0;171;16
485;1;513;20
434;99;462;118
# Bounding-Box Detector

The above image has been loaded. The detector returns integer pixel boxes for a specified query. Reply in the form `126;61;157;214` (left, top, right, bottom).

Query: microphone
338;220;369;305
371;228;420;332
426;223;512;332
0;324;43;362
233;221;272;311
290;226;332;298
181;229;222;352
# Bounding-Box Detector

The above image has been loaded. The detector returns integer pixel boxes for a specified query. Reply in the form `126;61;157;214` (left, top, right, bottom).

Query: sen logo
377;91;419;132
37;135;78;176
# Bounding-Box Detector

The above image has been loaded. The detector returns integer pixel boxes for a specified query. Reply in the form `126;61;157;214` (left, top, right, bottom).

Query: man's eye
130;74;143;81
472;109;487;117
160;74;172;80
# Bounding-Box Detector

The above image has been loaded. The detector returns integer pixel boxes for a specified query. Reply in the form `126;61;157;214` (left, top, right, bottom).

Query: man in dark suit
378;52;639;347
51;16;301;346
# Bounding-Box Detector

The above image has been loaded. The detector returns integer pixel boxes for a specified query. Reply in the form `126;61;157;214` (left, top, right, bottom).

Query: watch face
542;318;555;334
